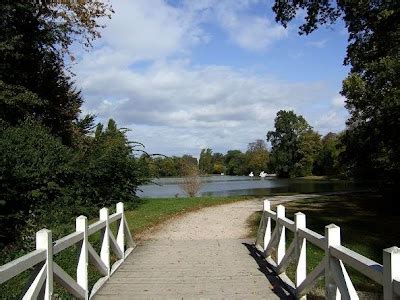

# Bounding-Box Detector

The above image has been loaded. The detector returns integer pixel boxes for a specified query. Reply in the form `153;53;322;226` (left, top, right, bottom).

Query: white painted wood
265;209;277;220
279;216;295;232
124;218;135;248
36;229;53;300
76;216;89;300
116;202;125;259
263;200;271;253
109;231;124;259
297;258;326;297
99;208;111;277
325;224;340;300
88;243;108;276
109;212;122;224
295;212;307;299
298;227;325;249
383;246;400;299
331;244;383;284
276;205;286;265
0;249;45;284
88;220;106;236
53;231;84;255
331;258;359;300
264;222;278;257
53;262;86;299
277;239;295;274
22;263;46;300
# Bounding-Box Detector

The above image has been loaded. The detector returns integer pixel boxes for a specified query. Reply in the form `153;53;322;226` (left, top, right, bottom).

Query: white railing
255;200;400;300
0;202;135;299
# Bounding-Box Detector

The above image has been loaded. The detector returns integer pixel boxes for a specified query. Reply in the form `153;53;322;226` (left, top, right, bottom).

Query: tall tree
199;148;213;174
0;1;113;144
267;110;320;177
246;140;269;175
224;150;246;176
272;1;400;186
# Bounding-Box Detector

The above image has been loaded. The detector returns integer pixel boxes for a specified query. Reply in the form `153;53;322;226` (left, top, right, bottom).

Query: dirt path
146;194;320;241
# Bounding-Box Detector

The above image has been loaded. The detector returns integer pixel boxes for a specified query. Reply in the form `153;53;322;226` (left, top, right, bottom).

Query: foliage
272;1;400;189
199;148;213;174
179;160;202;197
267;110;320;178
314;133;344;176
245;139;270;175
224;150;247;175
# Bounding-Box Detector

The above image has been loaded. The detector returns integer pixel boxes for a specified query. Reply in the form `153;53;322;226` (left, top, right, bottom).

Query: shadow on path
243;242;295;299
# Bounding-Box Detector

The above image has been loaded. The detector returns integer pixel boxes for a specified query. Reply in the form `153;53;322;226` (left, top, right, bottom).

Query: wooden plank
298;227;325;249
22;263;46;300
110;259;124;275
123;218;135;248
331;258;359;300
331;245;383;284
53;231;84;255
88;220;106;236
0;249;46;284
278;216;295;232
109;231;123;259
277;239;295;274
109;212;122;224
89;276;108;299
265;210;277;220
88;243;108;276
53;262;86;299
297;258;326;297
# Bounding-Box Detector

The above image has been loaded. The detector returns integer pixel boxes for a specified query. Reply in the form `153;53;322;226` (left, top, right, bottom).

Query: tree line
143;110;343;179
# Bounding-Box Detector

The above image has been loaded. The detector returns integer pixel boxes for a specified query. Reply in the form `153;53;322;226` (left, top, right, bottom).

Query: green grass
250;192;400;296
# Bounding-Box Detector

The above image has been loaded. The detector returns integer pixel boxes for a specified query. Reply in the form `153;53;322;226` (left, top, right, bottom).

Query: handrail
0;202;135;299
255;199;400;299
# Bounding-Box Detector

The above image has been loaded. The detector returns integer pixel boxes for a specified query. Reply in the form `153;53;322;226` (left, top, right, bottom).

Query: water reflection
138;176;363;198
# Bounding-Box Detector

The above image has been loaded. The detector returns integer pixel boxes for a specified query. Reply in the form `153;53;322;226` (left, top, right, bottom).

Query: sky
72;0;350;157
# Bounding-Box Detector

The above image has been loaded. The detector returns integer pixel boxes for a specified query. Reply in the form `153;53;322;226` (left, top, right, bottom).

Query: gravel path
147;194;320;241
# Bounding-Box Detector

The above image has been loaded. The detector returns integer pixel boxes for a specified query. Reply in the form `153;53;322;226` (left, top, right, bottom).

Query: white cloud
184;0;288;51
331;95;346;108
72;0;346;156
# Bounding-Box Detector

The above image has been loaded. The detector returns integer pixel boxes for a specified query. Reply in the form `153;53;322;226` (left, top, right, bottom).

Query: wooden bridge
1;200;400;299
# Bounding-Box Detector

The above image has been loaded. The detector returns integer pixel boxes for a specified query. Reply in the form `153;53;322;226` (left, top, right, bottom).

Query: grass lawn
248;192;400;295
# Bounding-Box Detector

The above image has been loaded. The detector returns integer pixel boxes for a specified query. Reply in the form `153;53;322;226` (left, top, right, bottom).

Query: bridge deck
95;239;291;299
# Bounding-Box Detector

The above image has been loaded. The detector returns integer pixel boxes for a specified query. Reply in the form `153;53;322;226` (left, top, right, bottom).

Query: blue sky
73;0;350;157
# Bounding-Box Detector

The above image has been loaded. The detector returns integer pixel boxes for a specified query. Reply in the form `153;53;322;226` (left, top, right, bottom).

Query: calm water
138;175;363;198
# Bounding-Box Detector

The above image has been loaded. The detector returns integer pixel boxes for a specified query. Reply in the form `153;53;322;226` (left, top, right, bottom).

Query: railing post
383;246;400;300
325;224;340;299
76;216;88;299
276;205;286;265
263;200;271;253
100;208;110;277
116;202;125;259
36;229;53;300
295;212;306;299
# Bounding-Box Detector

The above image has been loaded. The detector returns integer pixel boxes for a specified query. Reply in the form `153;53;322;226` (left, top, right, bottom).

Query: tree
179;159;202;197
199;148;213;174
272;1;400;187
246;140;269;175
224;150;246;175
0;1;113;144
267;110;319;178
314;133;344;176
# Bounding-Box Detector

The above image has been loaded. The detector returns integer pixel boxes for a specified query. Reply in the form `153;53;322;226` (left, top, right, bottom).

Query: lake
138;175;364;198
